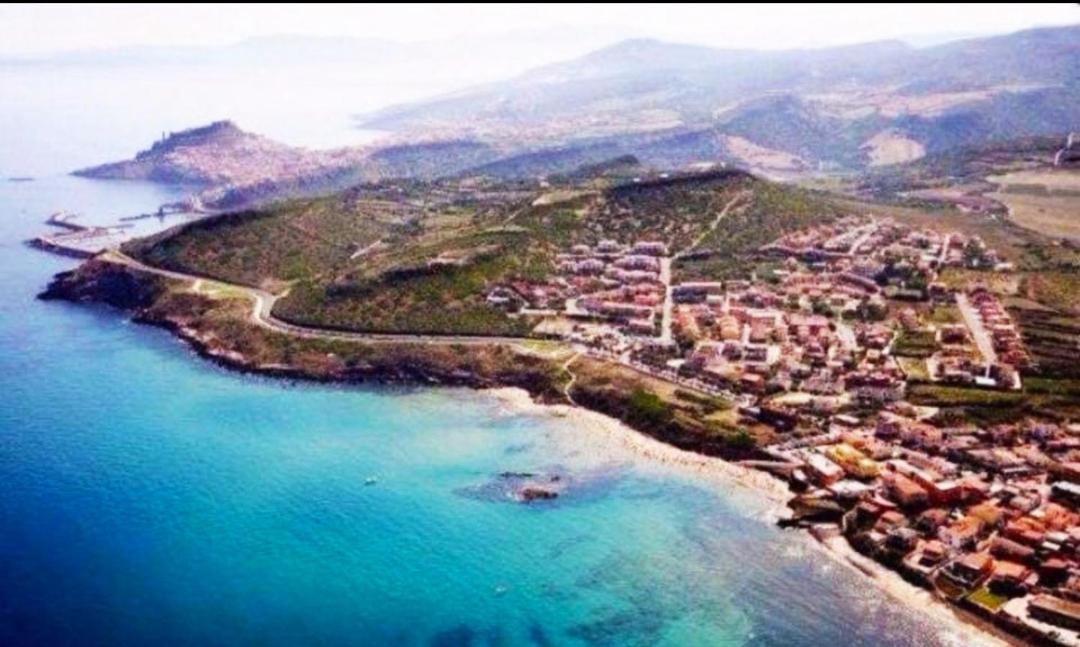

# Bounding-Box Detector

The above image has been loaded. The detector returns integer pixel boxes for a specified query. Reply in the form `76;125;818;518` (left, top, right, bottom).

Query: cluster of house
761;217;887;258
558;239;670;336
772;413;1080;645
479;212;1070;641
969;286;1030;369
918;287;1026;390
667;280;905;404
763;216;1010;297
762;216;963;266
762;218;1027;390
487;239;672;338
493;215;1028;404
658;220;967;403
484;215;1059;643
486;214;1028;405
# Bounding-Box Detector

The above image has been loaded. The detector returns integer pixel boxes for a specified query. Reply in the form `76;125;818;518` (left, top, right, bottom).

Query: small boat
364;476;378;486
493;585;509;596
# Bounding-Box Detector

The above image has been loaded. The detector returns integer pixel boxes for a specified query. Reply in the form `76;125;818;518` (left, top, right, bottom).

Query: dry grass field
987;169;1080;241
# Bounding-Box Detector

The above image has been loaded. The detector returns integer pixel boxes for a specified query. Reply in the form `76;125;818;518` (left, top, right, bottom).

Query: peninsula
37;23;1080;644
40;126;1080;645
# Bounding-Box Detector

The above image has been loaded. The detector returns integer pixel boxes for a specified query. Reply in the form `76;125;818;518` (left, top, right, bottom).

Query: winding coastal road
94;190;755;392
99;190;753;353
100;251;531;346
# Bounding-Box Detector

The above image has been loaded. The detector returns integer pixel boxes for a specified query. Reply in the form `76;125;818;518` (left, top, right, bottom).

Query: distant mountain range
73;121;517;210
1;29;626;88
358;25;1080;174
72;25;1080;209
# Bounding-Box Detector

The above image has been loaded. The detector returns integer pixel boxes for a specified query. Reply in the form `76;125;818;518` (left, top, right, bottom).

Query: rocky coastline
38;258;773;463
36;258;1025;646
37;258;573;401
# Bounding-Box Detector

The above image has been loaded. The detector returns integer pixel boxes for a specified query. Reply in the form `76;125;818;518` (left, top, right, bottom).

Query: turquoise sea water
1;184;1007;647
0;66;997;646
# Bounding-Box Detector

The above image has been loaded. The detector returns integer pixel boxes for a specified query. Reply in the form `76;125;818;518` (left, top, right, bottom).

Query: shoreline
484;386;794;507
811;533;1019;647
483;385;1016;647
36;260;1031;647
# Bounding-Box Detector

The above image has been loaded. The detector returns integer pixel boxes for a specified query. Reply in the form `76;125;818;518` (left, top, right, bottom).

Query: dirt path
560;353;581;405
349;238;383;260
675;190;751;259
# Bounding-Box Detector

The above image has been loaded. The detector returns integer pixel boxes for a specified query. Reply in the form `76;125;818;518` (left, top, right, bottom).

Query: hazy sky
1;3;1077;57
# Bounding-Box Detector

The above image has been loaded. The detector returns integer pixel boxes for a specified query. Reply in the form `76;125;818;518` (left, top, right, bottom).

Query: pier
29;212;132;258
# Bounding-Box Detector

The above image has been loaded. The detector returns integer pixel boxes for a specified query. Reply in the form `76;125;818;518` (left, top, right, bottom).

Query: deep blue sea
0;65;999;646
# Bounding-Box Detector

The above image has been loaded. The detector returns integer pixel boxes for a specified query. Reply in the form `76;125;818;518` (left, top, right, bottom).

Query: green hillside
128;169;842;336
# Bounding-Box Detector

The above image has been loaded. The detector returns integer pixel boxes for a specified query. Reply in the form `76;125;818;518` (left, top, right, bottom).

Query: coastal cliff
40;258;564;394
39;257;168;308
38;258;768;465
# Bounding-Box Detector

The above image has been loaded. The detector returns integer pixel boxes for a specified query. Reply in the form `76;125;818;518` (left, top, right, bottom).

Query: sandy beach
484;387;793;503
484;386;1017;647
812;534;1016;647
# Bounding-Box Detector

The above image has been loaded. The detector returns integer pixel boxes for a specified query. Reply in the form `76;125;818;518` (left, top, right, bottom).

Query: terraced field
1012;307;1080;378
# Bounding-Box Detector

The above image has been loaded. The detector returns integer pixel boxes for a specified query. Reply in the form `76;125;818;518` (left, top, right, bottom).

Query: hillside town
484;215;1080;645
12;5;1080;647
489;215;1026;397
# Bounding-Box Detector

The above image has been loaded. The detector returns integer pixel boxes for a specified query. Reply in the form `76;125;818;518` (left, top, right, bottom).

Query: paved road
659;256;674;344
936;233;951;267
102;251;532;346
654;191;750;346
956;292;997;365
349;238;384;260
845;222;877;257
560;353;581;405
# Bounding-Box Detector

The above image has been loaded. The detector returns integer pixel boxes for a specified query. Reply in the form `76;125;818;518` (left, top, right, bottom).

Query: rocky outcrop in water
456;471;569;505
